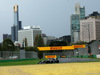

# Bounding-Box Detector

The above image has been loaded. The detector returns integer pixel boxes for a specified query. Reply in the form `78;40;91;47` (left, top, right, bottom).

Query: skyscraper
11;5;22;42
80;12;100;42
71;3;85;42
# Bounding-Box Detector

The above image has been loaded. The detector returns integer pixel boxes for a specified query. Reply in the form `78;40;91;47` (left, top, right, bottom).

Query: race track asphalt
58;58;99;63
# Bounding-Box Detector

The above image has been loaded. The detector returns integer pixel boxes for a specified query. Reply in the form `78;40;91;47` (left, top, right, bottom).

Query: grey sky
0;0;100;42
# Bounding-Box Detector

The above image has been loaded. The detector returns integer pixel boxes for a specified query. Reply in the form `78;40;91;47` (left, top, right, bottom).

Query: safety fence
0;58;38;63
0;50;38;60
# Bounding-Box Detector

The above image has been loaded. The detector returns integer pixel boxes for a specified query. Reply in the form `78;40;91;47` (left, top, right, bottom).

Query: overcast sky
0;0;100;42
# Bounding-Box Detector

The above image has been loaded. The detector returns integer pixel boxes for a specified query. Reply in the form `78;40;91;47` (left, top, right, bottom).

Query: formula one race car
38;58;59;64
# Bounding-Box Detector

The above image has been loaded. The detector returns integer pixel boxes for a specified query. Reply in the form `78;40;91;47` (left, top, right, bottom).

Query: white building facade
18;26;42;47
80;17;100;42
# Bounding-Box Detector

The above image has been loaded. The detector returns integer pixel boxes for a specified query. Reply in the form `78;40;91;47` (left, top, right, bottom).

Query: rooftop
23;26;40;30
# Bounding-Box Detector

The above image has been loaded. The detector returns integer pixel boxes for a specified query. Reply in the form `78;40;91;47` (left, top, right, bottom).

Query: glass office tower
11;5;22;42
71;3;85;42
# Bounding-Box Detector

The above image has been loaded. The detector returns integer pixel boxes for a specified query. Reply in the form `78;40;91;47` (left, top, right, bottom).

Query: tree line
0;34;87;59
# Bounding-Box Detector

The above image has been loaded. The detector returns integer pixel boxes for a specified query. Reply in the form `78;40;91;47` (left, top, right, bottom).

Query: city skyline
0;0;100;42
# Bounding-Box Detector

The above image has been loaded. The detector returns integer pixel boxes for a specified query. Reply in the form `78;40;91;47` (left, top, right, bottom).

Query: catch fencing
0;50;38;60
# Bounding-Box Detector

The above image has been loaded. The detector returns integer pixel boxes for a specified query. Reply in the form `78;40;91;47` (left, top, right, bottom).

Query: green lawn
0;59;47;66
0;58;100;66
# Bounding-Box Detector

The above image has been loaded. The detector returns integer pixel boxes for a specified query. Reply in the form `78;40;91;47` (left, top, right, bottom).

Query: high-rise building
18;21;22;30
80;12;100;42
3;34;12;41
18;26;42;47
11;5;22;42
71;3;85;42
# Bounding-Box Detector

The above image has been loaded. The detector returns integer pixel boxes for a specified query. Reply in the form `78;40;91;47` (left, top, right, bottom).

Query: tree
49;41;67;46
2;39;15;51
34;34;44;59
25;46;34;51
70;41;87;45
37;49;43;59
0;45;2;51
33;46;38;52
25;37;27;47
22;37;27;47
34;34;44;47
65;40;69;46
34;35;39;46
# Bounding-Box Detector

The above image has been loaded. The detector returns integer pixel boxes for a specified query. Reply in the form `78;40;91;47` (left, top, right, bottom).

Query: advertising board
38;45;85;51
45;55;57;58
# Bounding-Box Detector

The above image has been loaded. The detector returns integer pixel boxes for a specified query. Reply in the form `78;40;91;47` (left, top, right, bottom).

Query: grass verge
0;58;100;66
0;58;47;66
